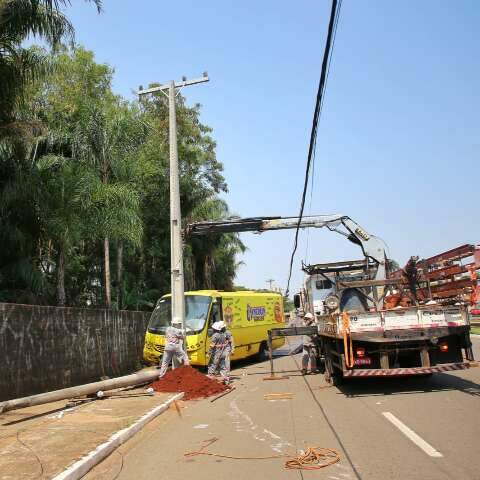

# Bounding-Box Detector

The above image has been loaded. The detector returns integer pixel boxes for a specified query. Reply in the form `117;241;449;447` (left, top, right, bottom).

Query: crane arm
186;214;387;280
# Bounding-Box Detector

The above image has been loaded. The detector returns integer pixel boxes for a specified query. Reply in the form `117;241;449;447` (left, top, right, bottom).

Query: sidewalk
0;388;174;479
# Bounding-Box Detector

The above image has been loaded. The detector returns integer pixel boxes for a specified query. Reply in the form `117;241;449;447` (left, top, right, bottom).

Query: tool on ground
210;386;235;403
170;400;182;416
184;437;341;471
263;393;293;400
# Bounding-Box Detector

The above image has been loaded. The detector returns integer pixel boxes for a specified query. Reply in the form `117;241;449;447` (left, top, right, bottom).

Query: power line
304;0;342;268
285;0;342;297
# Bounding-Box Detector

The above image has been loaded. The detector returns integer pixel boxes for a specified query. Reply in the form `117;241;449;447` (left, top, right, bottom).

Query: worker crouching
207;321;234;384
158;319;190;377
302;313;318;375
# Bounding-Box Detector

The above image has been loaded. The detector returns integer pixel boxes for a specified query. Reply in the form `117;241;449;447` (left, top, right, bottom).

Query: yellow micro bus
143;290;286;366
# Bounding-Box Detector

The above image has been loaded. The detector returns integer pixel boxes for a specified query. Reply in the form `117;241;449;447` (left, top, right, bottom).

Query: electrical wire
184;437;340;470
304;0;338;266
285;0;343;297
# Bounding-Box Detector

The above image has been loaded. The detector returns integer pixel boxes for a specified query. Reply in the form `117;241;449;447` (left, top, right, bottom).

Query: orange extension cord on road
185;437;340;470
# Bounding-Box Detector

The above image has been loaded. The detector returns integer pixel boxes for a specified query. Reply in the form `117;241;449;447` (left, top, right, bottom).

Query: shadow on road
336;372;480;398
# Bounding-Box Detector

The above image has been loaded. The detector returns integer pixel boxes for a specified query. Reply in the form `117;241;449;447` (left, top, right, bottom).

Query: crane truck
186;215;477;384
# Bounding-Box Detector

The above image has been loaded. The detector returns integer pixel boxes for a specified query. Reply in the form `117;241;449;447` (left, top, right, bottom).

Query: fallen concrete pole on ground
0;369;161;413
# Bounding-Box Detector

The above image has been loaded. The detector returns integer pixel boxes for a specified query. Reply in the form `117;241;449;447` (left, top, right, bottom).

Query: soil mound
151;366;229;400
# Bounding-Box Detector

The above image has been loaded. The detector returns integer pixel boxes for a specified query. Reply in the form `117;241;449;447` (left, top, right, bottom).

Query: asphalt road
86;336;480;480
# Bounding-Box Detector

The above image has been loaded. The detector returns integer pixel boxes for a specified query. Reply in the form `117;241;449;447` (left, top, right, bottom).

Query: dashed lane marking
382;412;443;458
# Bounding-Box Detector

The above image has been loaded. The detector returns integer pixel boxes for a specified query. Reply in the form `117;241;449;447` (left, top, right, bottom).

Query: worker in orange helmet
302;313;318;375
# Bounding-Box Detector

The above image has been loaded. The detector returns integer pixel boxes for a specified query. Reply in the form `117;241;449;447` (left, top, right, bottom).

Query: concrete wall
0;303;151;401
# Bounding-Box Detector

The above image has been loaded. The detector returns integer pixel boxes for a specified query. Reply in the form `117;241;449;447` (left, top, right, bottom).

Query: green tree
36;155;93;305
0;0;101;128
0;4;101;304
0;41;245;309
73;100;144;307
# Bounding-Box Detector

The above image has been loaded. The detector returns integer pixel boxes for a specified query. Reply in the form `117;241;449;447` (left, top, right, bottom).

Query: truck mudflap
343;361;478;377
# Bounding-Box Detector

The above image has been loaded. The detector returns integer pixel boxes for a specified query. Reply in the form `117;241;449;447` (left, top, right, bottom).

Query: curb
53;392;184;480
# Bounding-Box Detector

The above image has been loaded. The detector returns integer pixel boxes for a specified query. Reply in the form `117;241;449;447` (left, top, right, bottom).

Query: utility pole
266;279;275;291
138;73;209;331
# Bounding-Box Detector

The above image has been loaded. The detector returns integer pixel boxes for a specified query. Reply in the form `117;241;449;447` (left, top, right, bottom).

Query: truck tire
317;356;326;374
324;355;342;386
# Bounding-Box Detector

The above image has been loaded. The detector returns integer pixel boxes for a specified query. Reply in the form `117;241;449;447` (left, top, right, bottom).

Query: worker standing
207;321;234;384
302;313;318;375
158;319;190;377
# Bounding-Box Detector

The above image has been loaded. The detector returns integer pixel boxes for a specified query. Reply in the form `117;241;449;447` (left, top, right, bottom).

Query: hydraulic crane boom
186;214;387;281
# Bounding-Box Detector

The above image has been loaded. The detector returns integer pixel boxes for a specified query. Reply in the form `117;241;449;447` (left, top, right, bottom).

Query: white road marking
382;412;443;458
228;399;292;453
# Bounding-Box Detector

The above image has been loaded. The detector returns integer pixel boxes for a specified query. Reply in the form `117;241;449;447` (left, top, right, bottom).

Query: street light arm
137;75;209;96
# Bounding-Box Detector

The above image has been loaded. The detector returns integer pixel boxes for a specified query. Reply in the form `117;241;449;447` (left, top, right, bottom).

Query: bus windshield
148;295;212;334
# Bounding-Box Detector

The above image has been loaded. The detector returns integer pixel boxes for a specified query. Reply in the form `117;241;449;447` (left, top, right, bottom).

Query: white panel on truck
346;312;383;332
384;309;421;330
444;307;467;326
420;309;447;328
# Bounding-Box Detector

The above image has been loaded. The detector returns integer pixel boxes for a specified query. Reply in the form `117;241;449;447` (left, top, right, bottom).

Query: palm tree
36;155;95;305
0;0;101;127
73;100;144;307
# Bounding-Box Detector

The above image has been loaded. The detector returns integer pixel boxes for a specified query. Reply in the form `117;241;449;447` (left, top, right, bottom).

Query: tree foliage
0;6;244;309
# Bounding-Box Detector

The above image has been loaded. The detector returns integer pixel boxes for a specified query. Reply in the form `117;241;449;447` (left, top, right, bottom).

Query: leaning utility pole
138;74;209;330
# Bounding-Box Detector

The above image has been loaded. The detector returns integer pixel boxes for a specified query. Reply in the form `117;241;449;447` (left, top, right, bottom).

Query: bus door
206;297;223;358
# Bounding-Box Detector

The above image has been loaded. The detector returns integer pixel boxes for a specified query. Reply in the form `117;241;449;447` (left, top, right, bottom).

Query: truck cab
301;259;375;316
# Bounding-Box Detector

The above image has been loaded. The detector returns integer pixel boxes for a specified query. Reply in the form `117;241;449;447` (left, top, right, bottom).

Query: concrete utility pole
138;74;209;330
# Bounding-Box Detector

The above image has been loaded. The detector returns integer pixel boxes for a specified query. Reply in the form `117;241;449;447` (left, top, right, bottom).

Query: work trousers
208;350;231;381
159;344;190;377
302;345;317;372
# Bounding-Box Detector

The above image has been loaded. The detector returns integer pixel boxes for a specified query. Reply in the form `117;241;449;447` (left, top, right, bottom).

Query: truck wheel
317;356;326;374
324;356;342;386
324;356;334;383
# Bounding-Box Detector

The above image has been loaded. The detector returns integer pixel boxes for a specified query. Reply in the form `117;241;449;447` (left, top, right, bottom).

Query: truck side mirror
294;294;301;309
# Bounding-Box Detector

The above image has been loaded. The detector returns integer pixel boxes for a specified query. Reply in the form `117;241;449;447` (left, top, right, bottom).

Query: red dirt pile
151;366;229;400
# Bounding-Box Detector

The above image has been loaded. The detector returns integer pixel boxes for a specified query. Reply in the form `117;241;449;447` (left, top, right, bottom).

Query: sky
62;0;479;294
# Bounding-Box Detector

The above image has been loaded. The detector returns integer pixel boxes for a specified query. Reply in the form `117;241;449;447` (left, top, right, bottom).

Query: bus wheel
257;342;269;362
